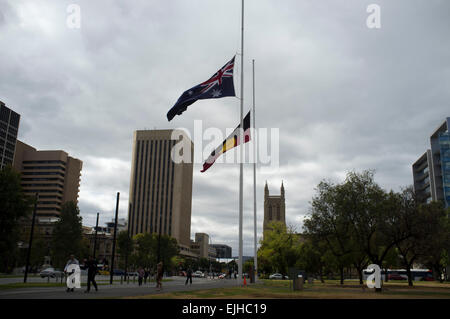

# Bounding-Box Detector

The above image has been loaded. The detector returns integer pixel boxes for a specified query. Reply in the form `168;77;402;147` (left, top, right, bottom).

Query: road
0;276;243;299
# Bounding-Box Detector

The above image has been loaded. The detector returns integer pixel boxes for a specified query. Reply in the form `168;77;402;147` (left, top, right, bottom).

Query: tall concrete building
211;244;232;259
0;101;20;169
263;181;286;238
128;130;193;248
13;140;83;220
413;117;450;208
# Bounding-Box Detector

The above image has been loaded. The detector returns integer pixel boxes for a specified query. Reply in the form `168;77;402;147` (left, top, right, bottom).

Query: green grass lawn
126;279;450;299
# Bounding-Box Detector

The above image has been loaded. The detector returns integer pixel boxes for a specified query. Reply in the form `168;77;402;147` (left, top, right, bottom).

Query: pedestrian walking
138;267;144;286
64;254;79;292
156;262;163;290
185;267;193;285
84;256;98;293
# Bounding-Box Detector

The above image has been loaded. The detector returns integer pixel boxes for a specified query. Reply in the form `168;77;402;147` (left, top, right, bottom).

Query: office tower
0;101;20;169
263;181;286;238
128;130;193;247
13;140;83;220
211;244;232;259
412;117;450;208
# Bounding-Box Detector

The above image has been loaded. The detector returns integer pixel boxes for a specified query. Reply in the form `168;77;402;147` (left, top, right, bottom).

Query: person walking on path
138;267;145;286
156;262;163;290
64;254;79;292
185;267;193;286
84;256;98;293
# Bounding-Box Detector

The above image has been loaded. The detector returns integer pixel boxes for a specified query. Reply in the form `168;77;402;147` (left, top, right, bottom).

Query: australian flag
167;56;236;121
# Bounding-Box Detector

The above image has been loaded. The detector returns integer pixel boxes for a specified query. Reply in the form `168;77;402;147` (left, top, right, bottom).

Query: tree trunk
406;265;413;287
384;267;389;282
340;266;344;285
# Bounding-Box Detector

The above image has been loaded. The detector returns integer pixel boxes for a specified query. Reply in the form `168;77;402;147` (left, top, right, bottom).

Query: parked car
388;274;406;280
40;267;64;278
98;270;110;276
193;271;205;278
269;273;283;280
109;269;125;276
218;273;226;279
421;276;435;281
127;271;138;277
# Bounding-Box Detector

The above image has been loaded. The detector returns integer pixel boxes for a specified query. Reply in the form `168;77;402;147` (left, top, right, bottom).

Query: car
127;271;138;277
218;273;226;279
421;276;435;281
193;271;205;278
388;274;406;280
40;267;64;278
269;273;283;280
98;270;110;276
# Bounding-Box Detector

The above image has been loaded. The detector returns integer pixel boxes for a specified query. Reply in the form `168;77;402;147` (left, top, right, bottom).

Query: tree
417;202;450;282
117;230;134;269
131;233;155;269
304;180;355;285
51;201;84;268
0;165;34;272
257;222;301;277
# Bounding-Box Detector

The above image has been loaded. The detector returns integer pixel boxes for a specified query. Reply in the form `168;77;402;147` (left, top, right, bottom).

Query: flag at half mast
167;56;236;121
201;111;251;173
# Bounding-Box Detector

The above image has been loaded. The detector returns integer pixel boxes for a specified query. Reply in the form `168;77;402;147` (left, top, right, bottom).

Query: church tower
263;181;286;238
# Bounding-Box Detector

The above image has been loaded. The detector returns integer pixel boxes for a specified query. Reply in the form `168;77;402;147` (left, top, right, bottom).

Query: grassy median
124;279;450;299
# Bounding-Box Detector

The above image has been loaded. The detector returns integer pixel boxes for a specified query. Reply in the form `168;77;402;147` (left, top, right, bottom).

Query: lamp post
24;193;38;283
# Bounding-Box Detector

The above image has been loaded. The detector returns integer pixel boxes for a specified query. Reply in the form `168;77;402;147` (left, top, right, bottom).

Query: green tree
417;202;450;282
51;201;84;269
131;233;155;269
0;165;34;272
117;230;134;270
304;180;355;285
257;222;301;277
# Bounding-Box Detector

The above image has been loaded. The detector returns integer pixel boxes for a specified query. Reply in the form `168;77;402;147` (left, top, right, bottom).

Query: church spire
281;180;285;198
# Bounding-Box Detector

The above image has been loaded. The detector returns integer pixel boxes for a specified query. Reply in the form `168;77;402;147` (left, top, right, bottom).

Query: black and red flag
167;56;236;121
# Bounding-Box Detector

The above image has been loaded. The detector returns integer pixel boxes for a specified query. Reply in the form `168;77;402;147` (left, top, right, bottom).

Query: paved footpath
0;276;244;299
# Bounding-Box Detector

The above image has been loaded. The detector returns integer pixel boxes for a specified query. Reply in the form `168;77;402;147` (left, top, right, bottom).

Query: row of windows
23;189;63;194
23;166;66;171
22;177;65;183
21;183;64;188
37;201;61;205
36;207;60;211
23;160;66;165
22;171;65;177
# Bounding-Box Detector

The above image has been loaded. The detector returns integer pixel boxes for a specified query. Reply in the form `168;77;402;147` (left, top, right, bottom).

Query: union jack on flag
167;56;236;121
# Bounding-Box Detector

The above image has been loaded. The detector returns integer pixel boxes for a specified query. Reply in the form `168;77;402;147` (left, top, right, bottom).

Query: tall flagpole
238;0;244;286
252;59;257;282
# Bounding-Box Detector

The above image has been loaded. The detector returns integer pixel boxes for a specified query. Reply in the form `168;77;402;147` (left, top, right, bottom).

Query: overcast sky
1;0;449;256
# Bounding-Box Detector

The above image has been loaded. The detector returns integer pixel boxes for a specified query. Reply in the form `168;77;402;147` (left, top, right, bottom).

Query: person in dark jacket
85;256;98;293
185;267;193;285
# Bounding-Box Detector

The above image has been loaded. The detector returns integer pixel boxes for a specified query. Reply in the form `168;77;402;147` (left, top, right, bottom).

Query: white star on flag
211;89;222;97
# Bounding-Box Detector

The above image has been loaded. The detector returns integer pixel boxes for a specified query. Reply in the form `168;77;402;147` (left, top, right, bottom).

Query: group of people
136;262;164;289
64;254;165;293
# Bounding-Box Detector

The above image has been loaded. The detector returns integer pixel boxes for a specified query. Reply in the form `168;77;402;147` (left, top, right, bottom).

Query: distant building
82;226;113;265
211;244;232;259
105;218;128;235
263;181;286;238
413;117;450;208
13;140;82;220
190;233;216;261
0;101;20;169
127;130;193;250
